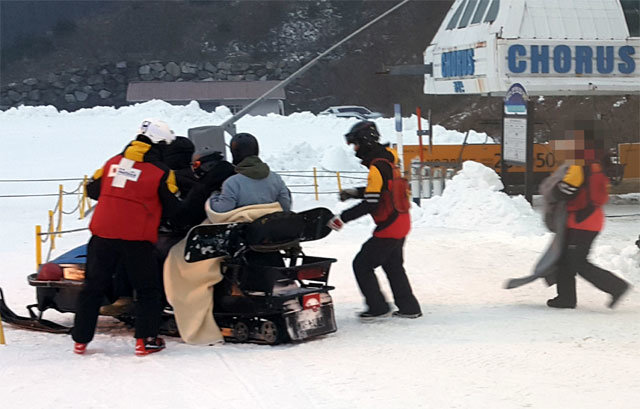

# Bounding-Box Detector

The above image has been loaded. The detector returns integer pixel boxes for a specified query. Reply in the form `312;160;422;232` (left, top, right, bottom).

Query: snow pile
413;161;546;235
592;244;640;281
1;101;640;409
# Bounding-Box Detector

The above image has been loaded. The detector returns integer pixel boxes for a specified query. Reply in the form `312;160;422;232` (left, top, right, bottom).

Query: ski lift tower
422;0;640;202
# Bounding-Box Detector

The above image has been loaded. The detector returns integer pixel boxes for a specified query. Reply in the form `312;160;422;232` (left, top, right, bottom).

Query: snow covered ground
1;101;639;409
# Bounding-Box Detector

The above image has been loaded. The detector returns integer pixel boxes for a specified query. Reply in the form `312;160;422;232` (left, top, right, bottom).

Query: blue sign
441;48;475;78
394;104;402;132
507;44;636;75
504;83;528;115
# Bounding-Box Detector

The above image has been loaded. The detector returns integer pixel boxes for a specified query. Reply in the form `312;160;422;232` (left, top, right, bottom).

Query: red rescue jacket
341;145;410;239
566;163;609;232
89;141;177;242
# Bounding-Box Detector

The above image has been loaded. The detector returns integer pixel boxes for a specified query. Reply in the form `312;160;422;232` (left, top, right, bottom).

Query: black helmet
164;136;195;170
230;132;259;165
345;121;380;145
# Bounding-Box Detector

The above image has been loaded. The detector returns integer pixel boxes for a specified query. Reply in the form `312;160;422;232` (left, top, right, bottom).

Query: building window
228;104;243;114
621;0;640;37
471;0;490;24
458;0;478;28
484;0;499;23
446;0;467;30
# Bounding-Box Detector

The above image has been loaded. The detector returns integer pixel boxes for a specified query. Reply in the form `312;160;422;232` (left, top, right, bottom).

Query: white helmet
137;118;175;144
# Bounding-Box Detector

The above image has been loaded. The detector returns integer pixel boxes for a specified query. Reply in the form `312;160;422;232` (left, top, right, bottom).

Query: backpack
371;158;411;214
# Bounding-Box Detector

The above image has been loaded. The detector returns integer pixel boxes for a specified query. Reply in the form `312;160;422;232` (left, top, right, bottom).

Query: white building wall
424;0;640;96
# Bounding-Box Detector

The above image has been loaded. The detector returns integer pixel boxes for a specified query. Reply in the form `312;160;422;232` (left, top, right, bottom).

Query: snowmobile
0;207;338;345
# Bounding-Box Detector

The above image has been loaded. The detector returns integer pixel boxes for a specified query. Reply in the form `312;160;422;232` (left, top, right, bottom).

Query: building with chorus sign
423;0;640;96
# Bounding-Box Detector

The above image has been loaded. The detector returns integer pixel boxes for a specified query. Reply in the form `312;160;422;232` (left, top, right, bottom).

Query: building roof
126;80;286;102
433;0;636;47
514;0;630;40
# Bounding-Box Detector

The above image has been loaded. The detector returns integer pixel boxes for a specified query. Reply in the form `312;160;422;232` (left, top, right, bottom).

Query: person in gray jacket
208;133;291;213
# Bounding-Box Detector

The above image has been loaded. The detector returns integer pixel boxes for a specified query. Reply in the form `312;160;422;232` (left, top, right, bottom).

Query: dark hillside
1;0;638;146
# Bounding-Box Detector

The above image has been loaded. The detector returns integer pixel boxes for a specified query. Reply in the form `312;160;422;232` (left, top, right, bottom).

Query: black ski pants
352;236;421;315
72;236;163;343
556;229;628;303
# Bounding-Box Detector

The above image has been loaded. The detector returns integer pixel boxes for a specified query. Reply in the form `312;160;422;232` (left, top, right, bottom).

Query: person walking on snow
545;152;630;309
327;121;421;321
73;119;182;356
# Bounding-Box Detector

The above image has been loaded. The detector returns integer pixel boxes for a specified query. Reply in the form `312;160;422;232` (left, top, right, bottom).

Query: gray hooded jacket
208;156;291;213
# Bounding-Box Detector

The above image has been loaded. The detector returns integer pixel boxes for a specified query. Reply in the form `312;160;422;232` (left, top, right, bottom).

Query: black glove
199;160;235;192
339;188;360;202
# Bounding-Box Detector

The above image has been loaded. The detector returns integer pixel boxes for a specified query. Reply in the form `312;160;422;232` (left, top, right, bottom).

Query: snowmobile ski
0;287;70;334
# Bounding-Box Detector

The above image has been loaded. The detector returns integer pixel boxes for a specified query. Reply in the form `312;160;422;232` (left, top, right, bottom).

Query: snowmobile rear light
62;265;85;281
297;267;325;280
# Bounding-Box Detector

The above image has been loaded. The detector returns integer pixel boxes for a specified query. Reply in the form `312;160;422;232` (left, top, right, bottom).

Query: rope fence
4;168;637;272
20;177;95;270
2;168;363;269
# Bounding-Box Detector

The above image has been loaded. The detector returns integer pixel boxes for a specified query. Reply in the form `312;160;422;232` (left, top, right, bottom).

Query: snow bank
592;244;640;281
412;161;546;236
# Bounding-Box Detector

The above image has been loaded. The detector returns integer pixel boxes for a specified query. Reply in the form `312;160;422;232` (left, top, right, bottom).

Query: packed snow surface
1;101;639;409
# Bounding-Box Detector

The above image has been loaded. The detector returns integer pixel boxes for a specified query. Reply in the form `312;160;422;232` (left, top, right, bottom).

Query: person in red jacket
546;128;630;309
328;121;421;321
73;118;182;356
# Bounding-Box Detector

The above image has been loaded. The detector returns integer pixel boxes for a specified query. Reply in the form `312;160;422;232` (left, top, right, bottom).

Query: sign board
401;144;557;174
188;126;228;160
503;117;528;164
619;142;640;178
503;83;528;115
503;83;529;164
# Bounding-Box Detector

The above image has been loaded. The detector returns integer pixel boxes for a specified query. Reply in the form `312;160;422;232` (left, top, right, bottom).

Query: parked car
318;105;383;120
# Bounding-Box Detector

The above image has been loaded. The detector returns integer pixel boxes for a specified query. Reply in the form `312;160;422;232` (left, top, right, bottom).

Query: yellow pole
85;186;93;212
57;184;63;237
79;176;87;219
336;171;342;192
0;310;5;345
49;210;55;250
35;225;42;270
313;167;319;201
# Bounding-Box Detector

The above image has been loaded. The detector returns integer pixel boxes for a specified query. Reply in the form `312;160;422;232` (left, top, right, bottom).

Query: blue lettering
618;45;635;74
454;81;465;93
467;49;475;75
441;49;476;78
441;53;448;77
508;44;527;73
575;46;593;74
553;45;571;73
530;45;549;74
596;46;614;74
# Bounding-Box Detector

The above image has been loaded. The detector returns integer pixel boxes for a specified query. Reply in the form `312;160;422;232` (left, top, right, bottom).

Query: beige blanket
163;202;283;344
